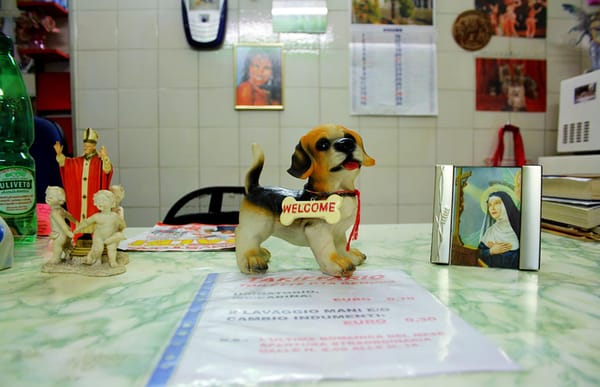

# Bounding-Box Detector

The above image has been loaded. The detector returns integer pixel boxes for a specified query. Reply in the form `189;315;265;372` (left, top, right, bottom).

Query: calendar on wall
350;1;437;116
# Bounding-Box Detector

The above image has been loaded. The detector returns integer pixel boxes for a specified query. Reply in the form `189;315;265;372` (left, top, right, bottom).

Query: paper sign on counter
148;269;519;386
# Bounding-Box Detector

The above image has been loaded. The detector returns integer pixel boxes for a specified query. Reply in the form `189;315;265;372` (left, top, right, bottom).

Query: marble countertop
0;224;599;387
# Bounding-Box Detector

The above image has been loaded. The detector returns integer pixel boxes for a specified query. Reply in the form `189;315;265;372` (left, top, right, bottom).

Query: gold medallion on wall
452;10;494;51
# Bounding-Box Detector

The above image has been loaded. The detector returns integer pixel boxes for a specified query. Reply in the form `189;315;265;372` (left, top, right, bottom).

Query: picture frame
234;43;284;110
430;165;542;271
475;58;547;112
475;0;547;39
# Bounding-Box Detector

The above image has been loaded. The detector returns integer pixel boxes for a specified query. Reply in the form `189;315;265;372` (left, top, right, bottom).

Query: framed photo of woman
430;165;542;271
234;43;284;110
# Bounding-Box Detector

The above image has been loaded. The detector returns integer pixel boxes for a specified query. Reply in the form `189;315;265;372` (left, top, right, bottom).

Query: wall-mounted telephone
182;0;227;49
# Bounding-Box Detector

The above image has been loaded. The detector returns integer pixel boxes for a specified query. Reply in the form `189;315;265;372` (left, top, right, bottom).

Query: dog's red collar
304;189;357;200
304;189;361;252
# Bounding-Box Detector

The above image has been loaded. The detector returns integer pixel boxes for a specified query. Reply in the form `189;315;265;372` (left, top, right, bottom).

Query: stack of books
541;175;600;240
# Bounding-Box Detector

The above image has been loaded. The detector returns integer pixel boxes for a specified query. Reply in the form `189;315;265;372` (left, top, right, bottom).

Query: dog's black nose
334;137;356;153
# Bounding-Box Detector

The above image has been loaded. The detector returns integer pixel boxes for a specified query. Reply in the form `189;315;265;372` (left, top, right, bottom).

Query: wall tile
118;89;159;128
199;127;240;166
158;10;188;49
76;11;117;50
118;49;158;88
77;50;118;89
119;0;158;9
323;10;350;49
362;205;398;224
398;204;432;223
397;166;434;205
75;90;118;129
159;128;199;167
285;51;320;88
359;166;398;205
473;128;500;165
201;167;244;187
397;128;436;166
198;48;234;88
75;0;117;11
319;48;348;88
158;0;179;10
437;90;474;129
360;128;398;167
320;88;359;128
117;10;158;49
125;207;160;227
279;126;310;166
239;111;280;129
239;126;280;166
280;88;320;127
159;49;199;88
119;167;160;207
159;89;199;128
437;52;474;90
436;128;474;165
119;128;159;168
160;167;200;208
198;88;238;128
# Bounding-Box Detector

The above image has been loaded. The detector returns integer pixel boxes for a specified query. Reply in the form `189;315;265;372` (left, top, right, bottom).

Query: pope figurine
54;128;113;240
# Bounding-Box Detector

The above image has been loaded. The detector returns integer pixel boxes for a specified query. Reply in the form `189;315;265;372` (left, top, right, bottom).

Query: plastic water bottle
0;32;37;243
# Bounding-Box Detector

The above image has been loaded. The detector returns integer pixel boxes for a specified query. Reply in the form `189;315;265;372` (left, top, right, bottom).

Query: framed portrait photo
234;43;284;110
430;165;542;271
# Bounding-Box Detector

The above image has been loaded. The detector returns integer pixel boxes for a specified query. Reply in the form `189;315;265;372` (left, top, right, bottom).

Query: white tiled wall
70;0;588;227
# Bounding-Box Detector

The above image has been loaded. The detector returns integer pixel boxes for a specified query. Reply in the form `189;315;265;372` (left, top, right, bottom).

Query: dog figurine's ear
360;144;375;167
349;129;375;167
287;142;313;179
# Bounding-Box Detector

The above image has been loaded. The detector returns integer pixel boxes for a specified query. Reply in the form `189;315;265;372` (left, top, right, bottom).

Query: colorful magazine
430;165;542;270
118;223;236;252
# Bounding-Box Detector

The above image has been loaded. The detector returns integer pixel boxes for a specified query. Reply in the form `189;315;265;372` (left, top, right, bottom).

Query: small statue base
41;251;129;277
70;237;94;257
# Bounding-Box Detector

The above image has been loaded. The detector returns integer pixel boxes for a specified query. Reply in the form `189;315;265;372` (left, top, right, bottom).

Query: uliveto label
0;167;35;215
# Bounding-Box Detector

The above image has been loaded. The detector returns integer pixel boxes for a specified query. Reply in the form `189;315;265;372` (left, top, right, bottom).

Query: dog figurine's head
288;124;375;192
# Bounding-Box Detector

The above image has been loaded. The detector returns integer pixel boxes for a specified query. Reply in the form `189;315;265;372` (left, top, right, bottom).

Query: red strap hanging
491;124;526;167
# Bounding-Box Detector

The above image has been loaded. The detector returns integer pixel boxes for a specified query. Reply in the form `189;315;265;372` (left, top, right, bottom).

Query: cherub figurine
110;184;125;220
45;186;77;264
74;190;126;267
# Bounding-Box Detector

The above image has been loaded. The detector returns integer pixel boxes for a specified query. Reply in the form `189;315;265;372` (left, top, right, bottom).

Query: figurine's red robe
59;154;113;233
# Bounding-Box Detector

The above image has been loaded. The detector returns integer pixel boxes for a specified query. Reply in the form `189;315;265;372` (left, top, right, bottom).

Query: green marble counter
0;224;599;387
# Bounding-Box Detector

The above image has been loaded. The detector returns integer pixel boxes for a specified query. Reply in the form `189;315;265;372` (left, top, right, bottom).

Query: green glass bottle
0;32;37;243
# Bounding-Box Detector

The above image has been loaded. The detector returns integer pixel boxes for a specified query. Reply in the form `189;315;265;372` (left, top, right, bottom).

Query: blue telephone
182;0;227;49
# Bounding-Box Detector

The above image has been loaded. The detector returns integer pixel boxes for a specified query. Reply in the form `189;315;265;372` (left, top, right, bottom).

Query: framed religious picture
475;0;547;39
234;43;284;110
430;165;542;271
475;58;547;112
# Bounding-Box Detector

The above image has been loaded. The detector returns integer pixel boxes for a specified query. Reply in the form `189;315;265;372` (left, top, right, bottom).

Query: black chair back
163;186;245;225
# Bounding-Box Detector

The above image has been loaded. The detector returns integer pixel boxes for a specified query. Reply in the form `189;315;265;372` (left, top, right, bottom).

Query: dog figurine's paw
319;253;356;278
237;248;271;274
347;247;367;266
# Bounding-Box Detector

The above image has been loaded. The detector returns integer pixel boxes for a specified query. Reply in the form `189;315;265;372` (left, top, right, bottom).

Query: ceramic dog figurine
235;124;375;278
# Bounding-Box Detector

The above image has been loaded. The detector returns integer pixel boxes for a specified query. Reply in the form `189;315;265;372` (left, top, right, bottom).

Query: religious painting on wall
475;57;546;112
475;0;547;39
